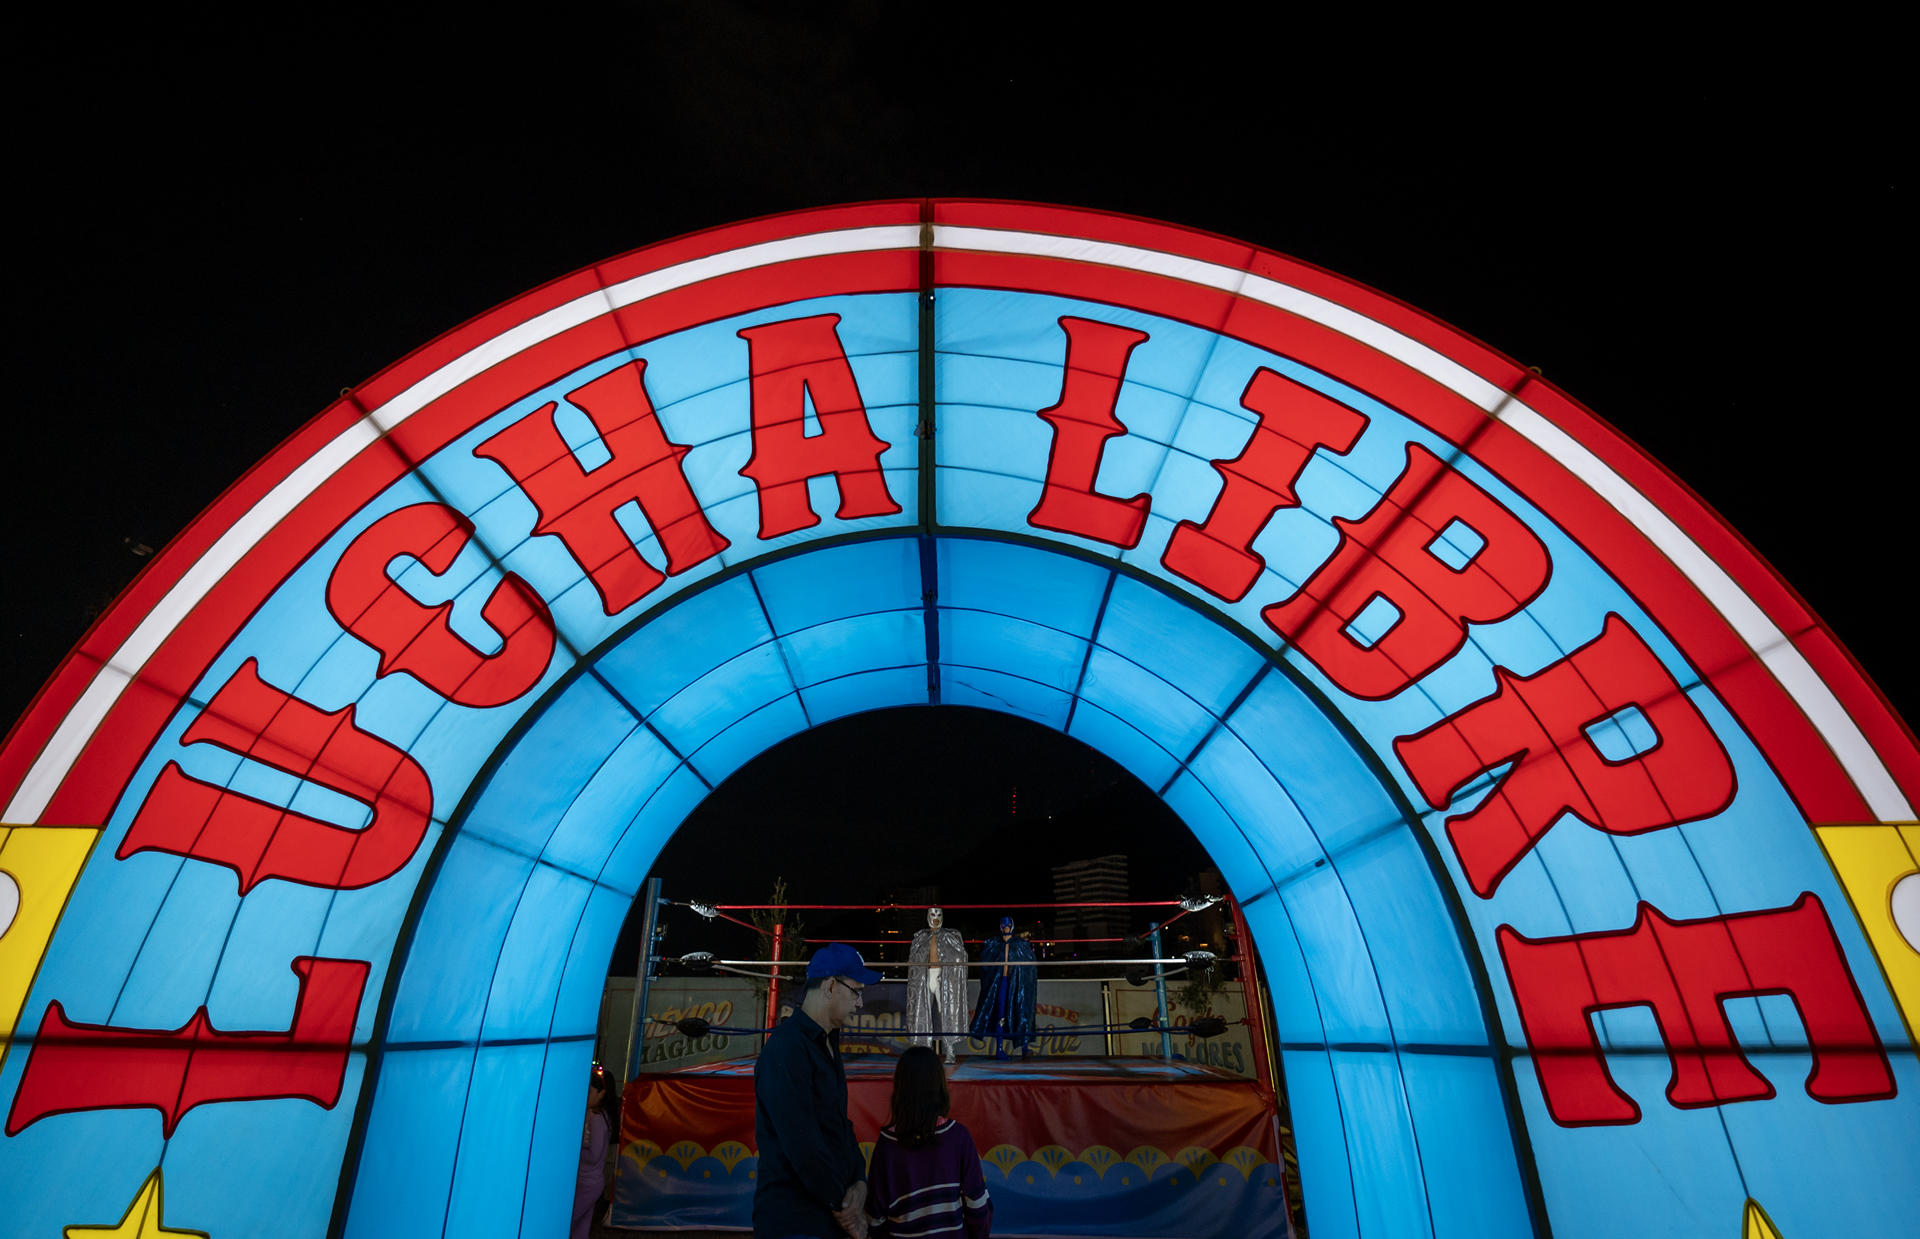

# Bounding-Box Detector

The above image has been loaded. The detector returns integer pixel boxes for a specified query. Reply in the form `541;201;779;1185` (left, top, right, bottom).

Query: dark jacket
753;1007;865;1237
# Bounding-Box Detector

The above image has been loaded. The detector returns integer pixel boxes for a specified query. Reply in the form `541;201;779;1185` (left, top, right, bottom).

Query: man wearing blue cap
753;942;882;1238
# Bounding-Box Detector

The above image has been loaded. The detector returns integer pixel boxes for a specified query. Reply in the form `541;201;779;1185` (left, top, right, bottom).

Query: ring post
766;921;785;1042
1150;924;1172;1059
623;876;666;1081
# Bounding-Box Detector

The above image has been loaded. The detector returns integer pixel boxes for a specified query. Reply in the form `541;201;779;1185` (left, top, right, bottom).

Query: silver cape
906;926;969;1057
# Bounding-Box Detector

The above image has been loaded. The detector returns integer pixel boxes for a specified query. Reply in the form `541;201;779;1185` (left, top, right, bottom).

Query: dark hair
589;1064;620;1124
888;1047;950;1149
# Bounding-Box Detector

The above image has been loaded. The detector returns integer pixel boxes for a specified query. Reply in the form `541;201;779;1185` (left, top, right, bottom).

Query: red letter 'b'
1265;444;1550;699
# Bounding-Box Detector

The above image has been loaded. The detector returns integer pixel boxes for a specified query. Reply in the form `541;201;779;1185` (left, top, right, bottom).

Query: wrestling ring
610;888;1298;1236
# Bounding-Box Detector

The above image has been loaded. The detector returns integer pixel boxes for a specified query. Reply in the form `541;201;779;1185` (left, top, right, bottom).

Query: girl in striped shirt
865;1047;993;1238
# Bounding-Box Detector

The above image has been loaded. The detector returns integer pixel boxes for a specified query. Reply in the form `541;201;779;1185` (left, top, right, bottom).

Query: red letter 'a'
1394;614;1736;898
1499;896;1893;1126
474;360;728;616
1163;367;1368;601
326;502;555;707
1027;317;1152;548
118;659;432;893
7;957;368;1136
1264;443;1550;699
736;314;901;539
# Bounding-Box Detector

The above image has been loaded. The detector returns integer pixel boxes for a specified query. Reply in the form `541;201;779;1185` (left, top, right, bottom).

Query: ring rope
701;899;1191;911
645;1015;1241;1039
669;954;1212;969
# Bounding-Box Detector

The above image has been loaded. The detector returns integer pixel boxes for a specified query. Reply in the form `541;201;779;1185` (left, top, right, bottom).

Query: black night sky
3;14;1907;964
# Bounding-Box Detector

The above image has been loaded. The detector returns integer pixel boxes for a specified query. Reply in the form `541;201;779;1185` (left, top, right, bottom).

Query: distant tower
886;884;941;963
1050;854;1130;951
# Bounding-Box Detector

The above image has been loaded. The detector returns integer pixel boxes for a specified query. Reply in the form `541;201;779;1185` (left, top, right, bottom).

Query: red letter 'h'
474;360;729;616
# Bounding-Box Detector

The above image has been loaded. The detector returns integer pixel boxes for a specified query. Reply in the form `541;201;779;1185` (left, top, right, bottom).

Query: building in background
879;883;941;964
1049;854;1130;953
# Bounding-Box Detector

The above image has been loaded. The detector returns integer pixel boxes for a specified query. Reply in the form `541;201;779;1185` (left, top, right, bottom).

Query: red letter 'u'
117;660;433;893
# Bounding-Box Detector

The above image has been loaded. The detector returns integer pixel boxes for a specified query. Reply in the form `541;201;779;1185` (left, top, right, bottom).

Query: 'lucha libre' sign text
4;204;1910;1239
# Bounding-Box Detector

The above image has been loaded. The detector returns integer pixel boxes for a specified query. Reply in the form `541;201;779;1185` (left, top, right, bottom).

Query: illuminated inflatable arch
1;201;1915;1239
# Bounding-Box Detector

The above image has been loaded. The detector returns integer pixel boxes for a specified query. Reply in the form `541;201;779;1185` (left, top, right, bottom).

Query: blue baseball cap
807;942;881;985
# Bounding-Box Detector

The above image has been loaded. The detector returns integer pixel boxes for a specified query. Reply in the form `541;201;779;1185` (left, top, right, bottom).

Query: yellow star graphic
1743;1197;1783;1239
65;1169;207;1239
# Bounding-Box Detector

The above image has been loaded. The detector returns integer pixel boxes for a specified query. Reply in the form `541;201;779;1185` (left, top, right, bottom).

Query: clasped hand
834;1180;869;1239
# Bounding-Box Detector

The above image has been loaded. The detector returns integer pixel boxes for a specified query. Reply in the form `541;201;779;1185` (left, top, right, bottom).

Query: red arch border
5;199;1912;836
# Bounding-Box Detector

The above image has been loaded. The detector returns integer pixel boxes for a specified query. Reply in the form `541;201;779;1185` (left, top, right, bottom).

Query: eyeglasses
833;978;866;1002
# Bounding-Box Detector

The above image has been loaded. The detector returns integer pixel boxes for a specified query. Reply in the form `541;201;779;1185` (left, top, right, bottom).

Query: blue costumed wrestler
968;915;1037;1058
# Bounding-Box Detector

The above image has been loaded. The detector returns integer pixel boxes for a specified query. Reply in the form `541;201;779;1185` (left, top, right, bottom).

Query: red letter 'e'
1499;896;1892;1125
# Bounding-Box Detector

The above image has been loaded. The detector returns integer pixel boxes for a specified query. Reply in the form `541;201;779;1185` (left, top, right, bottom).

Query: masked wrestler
968;915;1037;1058
906;906;969;1063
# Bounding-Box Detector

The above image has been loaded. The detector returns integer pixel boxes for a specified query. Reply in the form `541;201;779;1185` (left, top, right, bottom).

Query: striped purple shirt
864;1118;993;1239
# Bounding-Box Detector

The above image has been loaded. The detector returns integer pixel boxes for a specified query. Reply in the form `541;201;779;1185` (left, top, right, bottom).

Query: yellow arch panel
1813;822;1920;1050
0;824;101;1072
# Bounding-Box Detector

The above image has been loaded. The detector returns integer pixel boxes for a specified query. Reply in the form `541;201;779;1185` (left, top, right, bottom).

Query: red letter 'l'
1027;317;1152;548
7;957;369;1136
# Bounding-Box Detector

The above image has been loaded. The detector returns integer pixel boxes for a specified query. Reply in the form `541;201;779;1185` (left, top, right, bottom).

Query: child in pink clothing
572;1065;613;1239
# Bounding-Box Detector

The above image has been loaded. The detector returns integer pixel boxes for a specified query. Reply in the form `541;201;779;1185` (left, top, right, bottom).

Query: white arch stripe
8;220;1906;827
6;415;386;823
368;226;924;435
1501;407;1912;820
933;225;1912;822
934;225;1512;412
3;225;919;822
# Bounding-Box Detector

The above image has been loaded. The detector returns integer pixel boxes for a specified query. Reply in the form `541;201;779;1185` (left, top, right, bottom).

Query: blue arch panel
346;533;1528;1239
3;204;1914;1239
